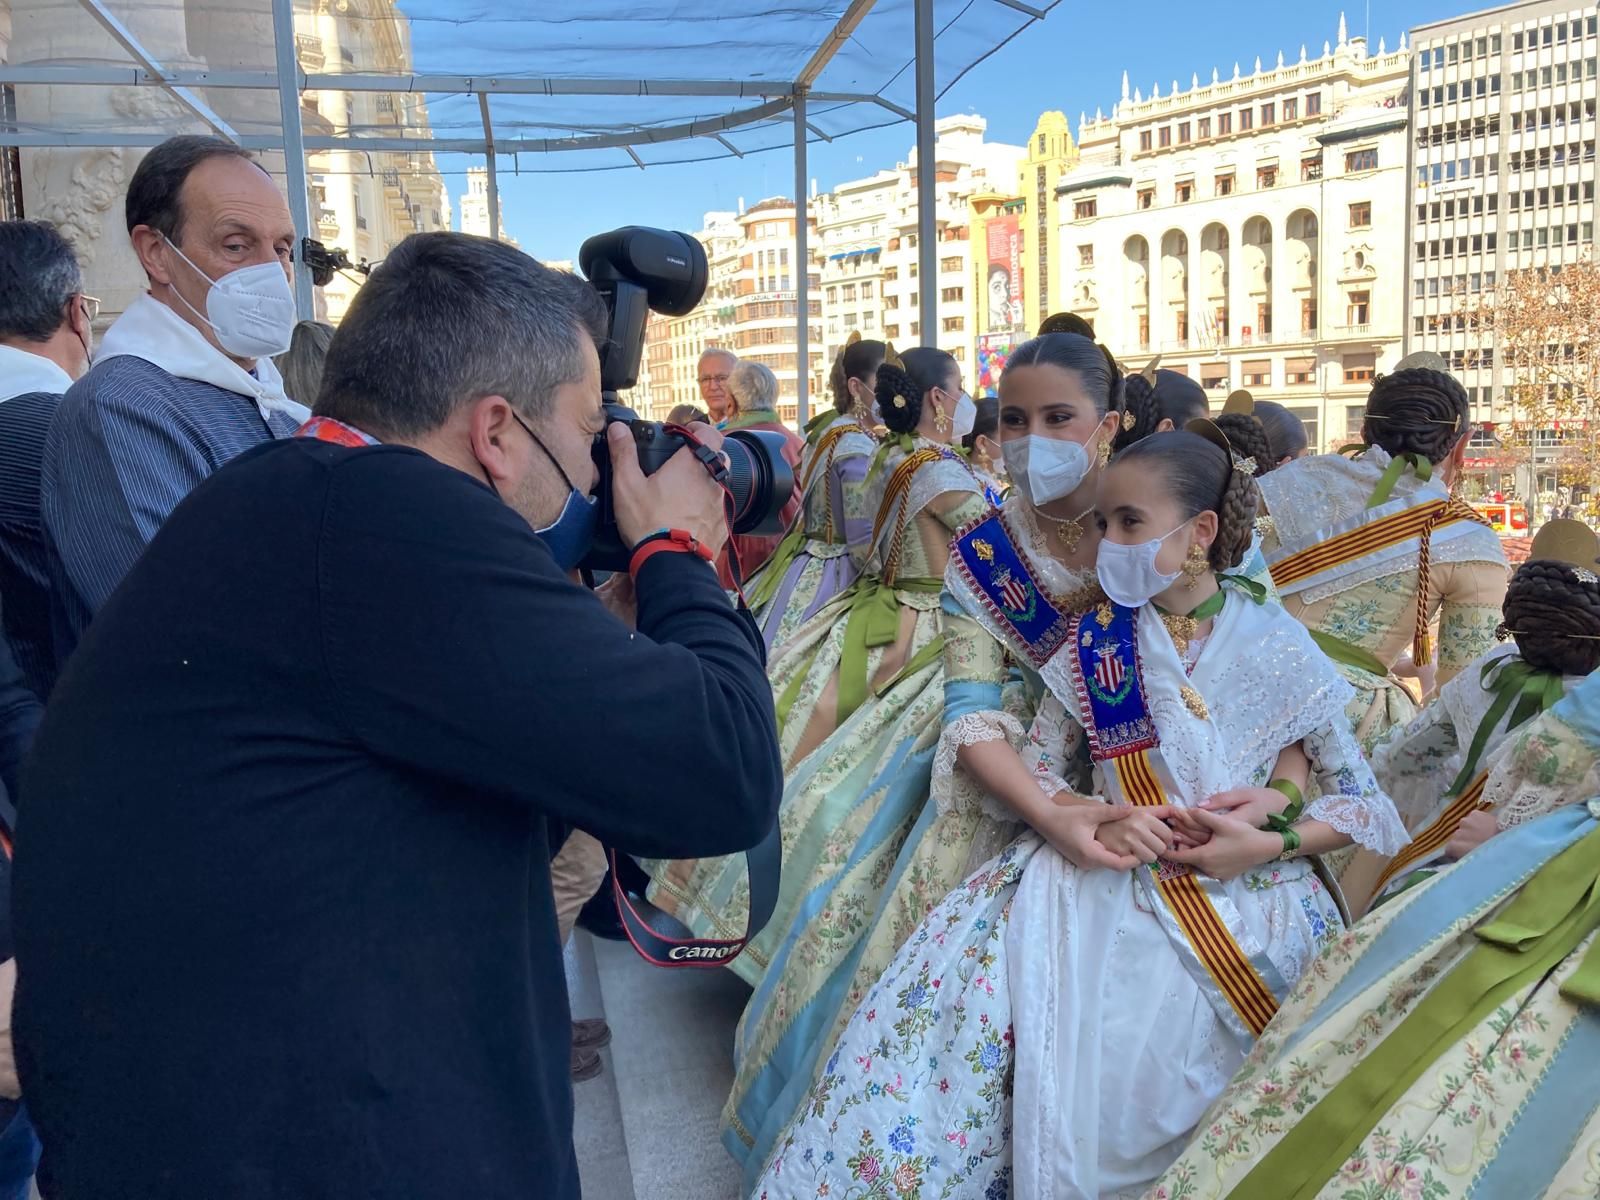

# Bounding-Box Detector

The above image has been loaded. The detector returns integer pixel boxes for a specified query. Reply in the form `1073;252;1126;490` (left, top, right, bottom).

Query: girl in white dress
749;427;1406;1200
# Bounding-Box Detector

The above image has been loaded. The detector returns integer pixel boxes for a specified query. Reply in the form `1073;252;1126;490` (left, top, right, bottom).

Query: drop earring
932;394;951;435
1097;435;1113;468
1182;542;1208;589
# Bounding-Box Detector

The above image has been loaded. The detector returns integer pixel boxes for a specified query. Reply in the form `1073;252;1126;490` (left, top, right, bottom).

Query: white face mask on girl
1095;519;1197;609
1001;428;1101;506
950;390;977;440
163;235;298;359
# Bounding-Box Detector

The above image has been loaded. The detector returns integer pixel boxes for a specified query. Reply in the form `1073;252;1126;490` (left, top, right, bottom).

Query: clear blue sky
475;1;1467;264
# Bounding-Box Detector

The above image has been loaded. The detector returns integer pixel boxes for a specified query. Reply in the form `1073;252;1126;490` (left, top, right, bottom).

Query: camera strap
663;421;754;608
607;825;781;968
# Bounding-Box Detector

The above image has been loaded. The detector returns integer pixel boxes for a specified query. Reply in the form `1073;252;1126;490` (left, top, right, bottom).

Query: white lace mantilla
1257;446;1504;605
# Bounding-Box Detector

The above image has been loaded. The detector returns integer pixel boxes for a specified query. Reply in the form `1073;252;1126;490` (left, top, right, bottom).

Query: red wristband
629;528;715;576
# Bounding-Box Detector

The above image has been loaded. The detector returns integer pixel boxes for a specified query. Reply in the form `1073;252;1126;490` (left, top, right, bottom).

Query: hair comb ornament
1140;356;1161;386
1222;389;1255;416
882;341;904;371
845;330;862;347
1184;417;1236;472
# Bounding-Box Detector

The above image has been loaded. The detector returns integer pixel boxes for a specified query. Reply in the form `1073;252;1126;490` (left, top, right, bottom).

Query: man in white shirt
0;220;95;698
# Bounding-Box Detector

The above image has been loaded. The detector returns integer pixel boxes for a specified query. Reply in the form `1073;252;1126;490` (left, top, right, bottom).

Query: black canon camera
578;226;795;573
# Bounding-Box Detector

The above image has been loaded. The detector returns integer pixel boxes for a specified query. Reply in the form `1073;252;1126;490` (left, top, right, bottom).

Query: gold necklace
1033;503;1095;553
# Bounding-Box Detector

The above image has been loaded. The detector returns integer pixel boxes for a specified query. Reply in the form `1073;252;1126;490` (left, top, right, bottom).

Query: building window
1256;165;1278;189
1139;129;1153;152
1286;357;1316;385
1178;121;1191;144
940;286;963;302
942;316;965;333
1239;108;1253;132
1137;187;1155;210
1176;180;1194;203
940;255;962;273
1078;244;1094;267
1301;154;1323;181
1283;97;1298;122
1243;360;1271;387
1260;102;1275;126
885;324;900;339
1201;363;1229;390
1074;198;1098;220
1198;116;1211;139
1346;290;1370;327
1219;111;1232;136
1343;353;1376;384
1348;200;1372;229
1345;147;1378;172
1214;172;1235;196
841;283;856;301
861;281;873;299
1175;309;1189;342
1158;126;1172;148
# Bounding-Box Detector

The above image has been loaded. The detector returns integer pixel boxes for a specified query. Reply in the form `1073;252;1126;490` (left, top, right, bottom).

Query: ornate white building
1054;18;1411;451
457;166;516;247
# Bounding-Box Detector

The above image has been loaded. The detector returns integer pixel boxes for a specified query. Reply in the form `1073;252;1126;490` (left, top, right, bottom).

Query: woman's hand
1165;808;1283;881
1199;787;1289;831
1446;809;1500;861
1033;803;1161;873
1092;808;1176;864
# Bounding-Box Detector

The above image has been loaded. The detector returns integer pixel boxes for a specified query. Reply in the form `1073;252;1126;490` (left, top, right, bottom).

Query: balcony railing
1332;323;1373;338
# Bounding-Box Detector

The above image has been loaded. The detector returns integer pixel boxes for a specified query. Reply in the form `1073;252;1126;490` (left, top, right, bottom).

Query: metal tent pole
914;0;936;348
478;94;501;242
794;90;810;427
270;0;314;319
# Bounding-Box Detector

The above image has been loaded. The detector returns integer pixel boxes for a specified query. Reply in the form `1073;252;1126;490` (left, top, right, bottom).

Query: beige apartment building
1053;19;1411;451
1404;0;1599;443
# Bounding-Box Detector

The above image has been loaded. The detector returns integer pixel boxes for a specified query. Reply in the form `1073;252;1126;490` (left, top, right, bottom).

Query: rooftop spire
1121;70;1130;100
1338;11;1348;46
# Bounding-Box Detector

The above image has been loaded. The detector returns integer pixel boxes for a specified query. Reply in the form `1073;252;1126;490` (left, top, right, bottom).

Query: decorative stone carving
35;150;127;266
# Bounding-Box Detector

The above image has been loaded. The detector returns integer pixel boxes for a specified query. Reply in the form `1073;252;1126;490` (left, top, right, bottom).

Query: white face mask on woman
950;390;977;440
1001;428;1101;505
1095;518;1196;609
163;235;297;359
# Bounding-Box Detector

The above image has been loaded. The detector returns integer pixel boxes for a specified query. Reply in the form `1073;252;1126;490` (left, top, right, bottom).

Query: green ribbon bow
1366;451;1433;508
1445;656;1568;797
836;574;943;722
1217;573;1269;605
1307;628;1392;680
802;409;837;442
745;520;813;613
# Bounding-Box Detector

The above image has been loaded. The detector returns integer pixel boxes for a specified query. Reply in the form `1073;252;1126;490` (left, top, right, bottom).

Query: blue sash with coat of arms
949;513;1073;667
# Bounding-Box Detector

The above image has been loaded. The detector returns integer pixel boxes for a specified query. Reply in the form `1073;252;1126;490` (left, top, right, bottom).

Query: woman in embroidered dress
1252;399;1310;466
964;394;1006;507
1257;367;1508;753
644;347;984;983
751;429;1407;1200
1211;401;1282;599
747;337;885;652
1343;519;1600;916
723;333;1143;1186
1148;666;1600;1200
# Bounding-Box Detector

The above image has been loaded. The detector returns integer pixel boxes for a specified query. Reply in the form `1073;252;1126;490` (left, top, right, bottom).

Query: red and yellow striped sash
872;449;948;582
1270;499;1484;588
1116;751;1280;1036
1370;770;1490;896
800;422;858;493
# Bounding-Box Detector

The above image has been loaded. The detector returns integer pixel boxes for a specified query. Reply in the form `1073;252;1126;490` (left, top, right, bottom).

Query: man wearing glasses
0;220;97;701
697;346;738;425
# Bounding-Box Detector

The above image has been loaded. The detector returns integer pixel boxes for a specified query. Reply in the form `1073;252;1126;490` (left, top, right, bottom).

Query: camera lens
722;430;795;536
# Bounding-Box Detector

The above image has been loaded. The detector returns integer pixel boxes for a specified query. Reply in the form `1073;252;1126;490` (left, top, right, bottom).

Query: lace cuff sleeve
932;710;1027;821
1484;707;1600;830
1303;721;1410;856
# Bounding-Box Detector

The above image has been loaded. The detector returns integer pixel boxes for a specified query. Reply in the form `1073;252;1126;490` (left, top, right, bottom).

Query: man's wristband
628;528;716;575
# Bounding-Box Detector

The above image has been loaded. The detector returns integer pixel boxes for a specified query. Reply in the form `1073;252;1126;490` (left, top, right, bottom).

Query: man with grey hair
698;345;738;423
14;231;781;1200
0;220;94;698
40;134;307;671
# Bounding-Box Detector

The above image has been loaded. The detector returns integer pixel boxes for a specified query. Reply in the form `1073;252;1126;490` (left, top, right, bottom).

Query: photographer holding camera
12;232;782;1200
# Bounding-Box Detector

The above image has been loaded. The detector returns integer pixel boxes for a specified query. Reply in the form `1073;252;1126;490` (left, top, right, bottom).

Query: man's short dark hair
315;232;610;440
125;135;258;241
0;220;83;342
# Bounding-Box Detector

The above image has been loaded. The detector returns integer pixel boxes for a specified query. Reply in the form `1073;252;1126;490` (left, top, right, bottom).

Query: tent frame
0;0;1050;422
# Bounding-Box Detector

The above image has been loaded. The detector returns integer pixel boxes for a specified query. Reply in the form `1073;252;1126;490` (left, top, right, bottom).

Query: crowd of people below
0;130;1596;1200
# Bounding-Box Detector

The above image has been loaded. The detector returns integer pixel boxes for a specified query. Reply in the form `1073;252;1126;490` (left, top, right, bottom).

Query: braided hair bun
1362;368;1469;464
1114;371;1162;450
1212;412;1273;477
1502;560;1600;675
1211;457;1260;570
875;346;957;435
1038;311;1096;339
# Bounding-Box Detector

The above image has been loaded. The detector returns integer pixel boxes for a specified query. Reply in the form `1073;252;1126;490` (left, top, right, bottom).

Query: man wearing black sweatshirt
13;232;782;1199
